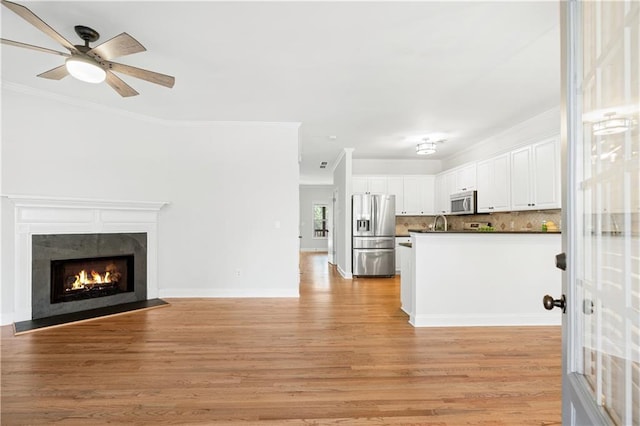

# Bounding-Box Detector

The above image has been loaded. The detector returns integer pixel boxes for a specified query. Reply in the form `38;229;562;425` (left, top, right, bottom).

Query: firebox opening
50;255;135;304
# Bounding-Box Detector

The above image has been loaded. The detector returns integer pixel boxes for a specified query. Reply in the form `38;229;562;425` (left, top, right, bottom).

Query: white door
558;1;639;424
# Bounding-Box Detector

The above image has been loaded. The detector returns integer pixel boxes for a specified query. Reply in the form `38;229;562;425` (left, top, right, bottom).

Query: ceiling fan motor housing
74;25;100;47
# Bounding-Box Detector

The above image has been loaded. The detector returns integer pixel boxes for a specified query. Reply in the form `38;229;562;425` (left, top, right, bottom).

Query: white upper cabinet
510;137;560;211
352;176;369;194
435;170;456;214
387;177;405;215
353;175;435;216
417;175;436;215
454;163;477;192
352;176;388;194
368;177;388;193
477;153;511;213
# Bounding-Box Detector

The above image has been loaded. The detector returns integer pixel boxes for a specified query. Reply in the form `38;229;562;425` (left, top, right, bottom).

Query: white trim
5;195;168;324
409;313;562;327
4;194;168;211
159;288;299;298
3;83;301;130
300;248;329;252
337;264;352;279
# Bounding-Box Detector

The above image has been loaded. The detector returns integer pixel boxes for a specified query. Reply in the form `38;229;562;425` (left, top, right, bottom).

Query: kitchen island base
404;232;562;327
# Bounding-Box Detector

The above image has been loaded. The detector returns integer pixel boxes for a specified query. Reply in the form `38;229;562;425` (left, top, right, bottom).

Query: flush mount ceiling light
65;55;106;84
592;114;631;136
416;138;444;155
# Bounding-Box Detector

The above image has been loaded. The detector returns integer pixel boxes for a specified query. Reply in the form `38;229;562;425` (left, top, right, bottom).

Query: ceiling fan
0;0;175;97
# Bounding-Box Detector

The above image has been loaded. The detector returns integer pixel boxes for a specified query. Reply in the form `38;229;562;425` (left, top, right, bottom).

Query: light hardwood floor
1;252;561;425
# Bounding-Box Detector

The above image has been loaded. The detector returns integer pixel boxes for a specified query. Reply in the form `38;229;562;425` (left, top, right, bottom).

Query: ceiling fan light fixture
65;56;106;84
416;139;438;155
592;116;631;136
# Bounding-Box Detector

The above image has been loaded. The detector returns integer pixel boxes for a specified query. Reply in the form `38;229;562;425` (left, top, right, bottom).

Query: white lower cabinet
395;237;411;273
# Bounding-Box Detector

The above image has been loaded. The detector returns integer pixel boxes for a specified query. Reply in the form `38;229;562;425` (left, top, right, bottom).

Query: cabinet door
491;153;511;211
532;138;560;209
476;159;493;212
352;176;369;194
402;177;421;215
435;172;454;214
387;177;404;215
455;163;477;192
368;177;388;194
418;175;435;215
434;174;447;214
510;146;533;210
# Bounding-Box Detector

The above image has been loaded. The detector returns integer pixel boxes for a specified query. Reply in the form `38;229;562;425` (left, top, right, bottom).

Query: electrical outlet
235;269;241;277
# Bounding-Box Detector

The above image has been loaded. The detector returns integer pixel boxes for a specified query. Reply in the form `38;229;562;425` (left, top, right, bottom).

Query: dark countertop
407;228;561;235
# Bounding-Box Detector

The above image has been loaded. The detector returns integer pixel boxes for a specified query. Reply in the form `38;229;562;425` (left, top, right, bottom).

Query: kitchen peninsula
400;230;562;327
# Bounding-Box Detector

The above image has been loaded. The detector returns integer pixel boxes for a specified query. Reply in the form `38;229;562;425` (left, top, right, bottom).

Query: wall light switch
275;221;281;229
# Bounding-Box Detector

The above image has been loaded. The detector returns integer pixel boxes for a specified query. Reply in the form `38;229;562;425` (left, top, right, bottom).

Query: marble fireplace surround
7;195;168;323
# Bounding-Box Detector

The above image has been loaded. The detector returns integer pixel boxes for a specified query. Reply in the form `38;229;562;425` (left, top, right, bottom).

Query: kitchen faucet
432;214;448;232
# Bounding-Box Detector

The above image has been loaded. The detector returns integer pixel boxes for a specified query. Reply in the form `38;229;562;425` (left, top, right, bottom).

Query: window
313;204;328;238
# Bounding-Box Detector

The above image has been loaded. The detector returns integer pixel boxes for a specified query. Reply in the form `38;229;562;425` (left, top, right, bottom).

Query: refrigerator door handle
370;195;375;235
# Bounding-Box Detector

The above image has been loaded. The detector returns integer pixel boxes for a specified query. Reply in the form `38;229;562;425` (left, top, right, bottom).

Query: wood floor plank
1;252;561;424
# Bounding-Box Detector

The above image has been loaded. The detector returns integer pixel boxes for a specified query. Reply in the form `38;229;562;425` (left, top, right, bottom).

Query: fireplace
51;254;135;303
32;233;147;320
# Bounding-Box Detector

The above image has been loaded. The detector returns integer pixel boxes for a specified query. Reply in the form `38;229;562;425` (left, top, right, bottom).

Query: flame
70;269;114;290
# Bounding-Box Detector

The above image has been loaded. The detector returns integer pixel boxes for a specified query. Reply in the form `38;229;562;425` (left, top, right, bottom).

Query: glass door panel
568;1;639;424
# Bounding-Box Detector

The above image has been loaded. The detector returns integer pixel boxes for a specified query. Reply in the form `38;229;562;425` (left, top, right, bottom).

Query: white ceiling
1;1;560;184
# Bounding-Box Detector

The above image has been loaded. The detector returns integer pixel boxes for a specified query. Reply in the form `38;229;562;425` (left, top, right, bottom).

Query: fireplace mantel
4;195;169;323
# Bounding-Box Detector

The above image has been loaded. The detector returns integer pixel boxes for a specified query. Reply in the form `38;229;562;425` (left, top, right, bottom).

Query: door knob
543;294;566;313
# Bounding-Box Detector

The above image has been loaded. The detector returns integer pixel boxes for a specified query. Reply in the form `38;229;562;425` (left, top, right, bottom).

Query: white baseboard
337;265;352;279
1;313;15;327
409;313;561;327
300;249;329;252
159;288;299;298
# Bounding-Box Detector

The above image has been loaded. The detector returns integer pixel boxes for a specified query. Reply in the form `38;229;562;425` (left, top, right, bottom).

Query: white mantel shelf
4;194;169;211
3;195;169;324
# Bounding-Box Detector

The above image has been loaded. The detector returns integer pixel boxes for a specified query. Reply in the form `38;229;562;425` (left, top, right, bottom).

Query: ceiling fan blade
107;61;175;88
37;65;69;80
88;32;146;60
1;0;77;53
105;70;139;97
1;38;70;57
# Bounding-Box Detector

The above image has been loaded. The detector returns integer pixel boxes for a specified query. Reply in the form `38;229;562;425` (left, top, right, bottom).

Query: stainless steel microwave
450;190;477;215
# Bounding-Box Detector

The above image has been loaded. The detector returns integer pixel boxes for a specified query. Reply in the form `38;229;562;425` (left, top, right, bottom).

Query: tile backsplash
395;210;562;235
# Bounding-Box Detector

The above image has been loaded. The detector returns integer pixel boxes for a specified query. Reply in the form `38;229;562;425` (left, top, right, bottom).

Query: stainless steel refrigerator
352;193;396;277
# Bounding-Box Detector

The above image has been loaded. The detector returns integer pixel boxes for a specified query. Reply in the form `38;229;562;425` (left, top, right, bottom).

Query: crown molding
2;82;301;130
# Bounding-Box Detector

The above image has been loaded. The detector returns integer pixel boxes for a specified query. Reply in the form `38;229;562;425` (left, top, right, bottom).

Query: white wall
1;87;300;322
353;158;442;175
332;149;353;278
299;185;333;251
442;106;561;169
